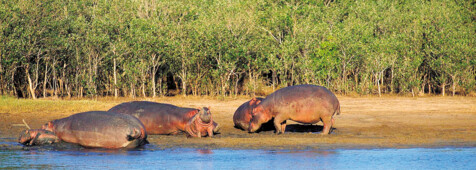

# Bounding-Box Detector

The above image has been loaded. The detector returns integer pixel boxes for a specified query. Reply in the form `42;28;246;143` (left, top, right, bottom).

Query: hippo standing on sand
233;97;263;130
234;97;277;131
41;111;148;149
249;84;340;135
18;129;59;146
108;101;219;138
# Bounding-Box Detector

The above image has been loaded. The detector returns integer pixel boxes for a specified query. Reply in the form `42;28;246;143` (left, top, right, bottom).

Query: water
1;142;475;169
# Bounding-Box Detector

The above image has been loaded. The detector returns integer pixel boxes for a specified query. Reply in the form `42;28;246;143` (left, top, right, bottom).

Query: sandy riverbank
1;96;475;150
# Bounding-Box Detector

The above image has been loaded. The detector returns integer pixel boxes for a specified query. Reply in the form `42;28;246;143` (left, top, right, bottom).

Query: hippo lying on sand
108;101;219;138
249;84;340;135
18;129;59;146
39;111;148;149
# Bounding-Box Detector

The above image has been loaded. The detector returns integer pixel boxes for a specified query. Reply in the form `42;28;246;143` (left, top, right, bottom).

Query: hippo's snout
18;130;33;145
248;123;259;133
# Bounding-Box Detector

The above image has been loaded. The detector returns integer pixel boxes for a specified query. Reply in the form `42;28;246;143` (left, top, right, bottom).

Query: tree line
1;0;475;99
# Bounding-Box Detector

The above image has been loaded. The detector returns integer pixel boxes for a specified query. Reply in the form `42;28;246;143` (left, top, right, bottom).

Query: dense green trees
1;0;474;98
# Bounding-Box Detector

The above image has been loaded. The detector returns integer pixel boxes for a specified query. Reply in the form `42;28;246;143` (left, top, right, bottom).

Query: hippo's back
269;85;338;105
109;101;195;118
68;111;144;131
108;101;198;135
266;85;340;120
52;111;147;149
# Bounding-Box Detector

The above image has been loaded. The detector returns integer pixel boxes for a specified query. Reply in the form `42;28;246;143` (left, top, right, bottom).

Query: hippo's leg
273;115;288;134
329;117;336;134
29;136;37;146
207;127;214;137
29;132;41;145
321;116;332;135
197;132;201;138
281;120;287;133
196;123;202;138
213;122;220;133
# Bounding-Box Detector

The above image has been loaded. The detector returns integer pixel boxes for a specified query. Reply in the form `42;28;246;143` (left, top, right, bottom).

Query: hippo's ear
197;107;206;115
42;122;53;130
22;129;30;136
249;97;257;106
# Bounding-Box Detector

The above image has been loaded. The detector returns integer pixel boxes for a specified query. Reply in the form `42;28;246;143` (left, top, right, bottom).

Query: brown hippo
249;84;340;135
18;129;59;146
184;109;215;138
108;101;219;138
233;97;264;131
42;111;148;149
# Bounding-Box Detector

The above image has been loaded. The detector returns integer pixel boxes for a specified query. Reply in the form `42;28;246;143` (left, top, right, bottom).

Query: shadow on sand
285;124;324;133
255;121;336;134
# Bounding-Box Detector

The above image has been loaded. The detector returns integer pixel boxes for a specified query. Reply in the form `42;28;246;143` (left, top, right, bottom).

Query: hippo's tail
126;128;149;146
335;101;341;116
127;128;147;141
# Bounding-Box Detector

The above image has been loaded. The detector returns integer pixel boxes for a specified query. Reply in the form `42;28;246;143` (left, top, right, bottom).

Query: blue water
1;143;475;169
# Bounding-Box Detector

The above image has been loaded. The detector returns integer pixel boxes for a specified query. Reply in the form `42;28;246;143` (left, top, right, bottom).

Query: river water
1;141;475;169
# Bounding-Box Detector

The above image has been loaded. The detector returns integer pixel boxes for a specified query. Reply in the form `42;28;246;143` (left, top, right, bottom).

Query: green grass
0;97;115;115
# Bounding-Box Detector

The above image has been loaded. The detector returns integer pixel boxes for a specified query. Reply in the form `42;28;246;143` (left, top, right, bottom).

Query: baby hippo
184;107;215;138
18;129;59;146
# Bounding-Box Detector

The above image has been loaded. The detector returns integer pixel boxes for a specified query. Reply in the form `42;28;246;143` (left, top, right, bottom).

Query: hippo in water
41;111;148;149
249;84;340;135
108;101;219;138
18;129;59;146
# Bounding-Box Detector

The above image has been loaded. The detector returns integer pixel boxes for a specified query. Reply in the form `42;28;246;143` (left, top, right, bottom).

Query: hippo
249;84;340;135
233;97;275;132
108;101;219;138
184;108;215;138
42;111;148;149
18;129;59;146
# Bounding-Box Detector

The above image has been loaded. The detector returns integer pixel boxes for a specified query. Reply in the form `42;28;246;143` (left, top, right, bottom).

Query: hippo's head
18;129;35;145
198;106;212;123
249;97;262;107
18;129;58;146
249;104;273;133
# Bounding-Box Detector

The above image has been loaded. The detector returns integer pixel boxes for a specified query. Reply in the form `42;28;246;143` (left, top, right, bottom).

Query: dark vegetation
0;0;474;99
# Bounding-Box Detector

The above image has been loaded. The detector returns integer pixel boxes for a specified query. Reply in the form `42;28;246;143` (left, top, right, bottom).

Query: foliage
0;0;474;98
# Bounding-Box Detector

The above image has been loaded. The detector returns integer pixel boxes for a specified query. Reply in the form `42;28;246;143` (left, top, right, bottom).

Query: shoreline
1;96;475;151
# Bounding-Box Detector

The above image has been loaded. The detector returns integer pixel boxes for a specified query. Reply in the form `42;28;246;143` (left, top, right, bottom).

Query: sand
1;96;475;150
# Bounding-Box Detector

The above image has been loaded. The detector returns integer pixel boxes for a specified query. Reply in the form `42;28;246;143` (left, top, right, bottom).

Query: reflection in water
0;142;475;169
267;150;336;157
197;149;213;154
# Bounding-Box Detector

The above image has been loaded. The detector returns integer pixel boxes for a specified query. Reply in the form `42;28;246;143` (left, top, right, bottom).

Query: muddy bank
1;96;475;150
